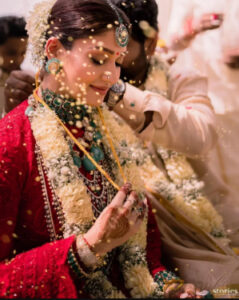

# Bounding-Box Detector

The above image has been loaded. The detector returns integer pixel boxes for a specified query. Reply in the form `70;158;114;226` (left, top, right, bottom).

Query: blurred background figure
221;0;239;69
0;16;28;118
164;0;239;246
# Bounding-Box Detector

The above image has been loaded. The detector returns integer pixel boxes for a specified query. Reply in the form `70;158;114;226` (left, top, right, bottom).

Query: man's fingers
10;70;35;85
6;77;34;95
6;89;29;101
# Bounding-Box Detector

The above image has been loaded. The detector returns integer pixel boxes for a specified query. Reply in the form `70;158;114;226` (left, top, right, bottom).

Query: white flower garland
153;148;227;240
26;0;57;68
116;54;228;242
28;97;163;298
101;108;226;240
101;102;226;238
97;54;228;241
30;104;94;230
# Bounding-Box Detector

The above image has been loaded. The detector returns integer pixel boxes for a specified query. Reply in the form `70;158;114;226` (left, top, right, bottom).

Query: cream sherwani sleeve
114;65;217;157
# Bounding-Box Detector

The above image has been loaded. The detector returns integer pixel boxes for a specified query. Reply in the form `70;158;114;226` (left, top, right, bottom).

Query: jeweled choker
41;88;96;126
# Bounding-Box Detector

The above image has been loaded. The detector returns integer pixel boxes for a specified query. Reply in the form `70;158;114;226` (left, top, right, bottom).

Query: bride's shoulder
0;100;33;150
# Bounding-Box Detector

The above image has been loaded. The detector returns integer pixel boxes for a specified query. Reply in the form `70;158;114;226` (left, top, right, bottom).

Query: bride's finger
123;191;138;210
110;183;132;207
130;207;145;225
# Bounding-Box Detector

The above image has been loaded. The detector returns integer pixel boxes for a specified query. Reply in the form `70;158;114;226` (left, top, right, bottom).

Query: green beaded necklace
42;88;105;172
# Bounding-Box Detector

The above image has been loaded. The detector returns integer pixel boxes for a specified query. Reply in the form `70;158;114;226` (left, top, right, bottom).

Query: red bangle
82;235;93;251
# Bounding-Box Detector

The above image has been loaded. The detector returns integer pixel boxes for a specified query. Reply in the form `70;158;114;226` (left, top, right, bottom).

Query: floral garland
27;96;163;298
135;54;228;242
144;54;169;97
96;54;228;242
101;105;227;242
26;0;57;68
153;148;228;240
96;105;227;242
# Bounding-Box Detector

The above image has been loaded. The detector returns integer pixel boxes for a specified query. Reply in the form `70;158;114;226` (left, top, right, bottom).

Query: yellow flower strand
97;107;127;184
33;83;121;191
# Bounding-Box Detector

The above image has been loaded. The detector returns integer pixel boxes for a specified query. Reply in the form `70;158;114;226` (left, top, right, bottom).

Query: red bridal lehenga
0;100;167;298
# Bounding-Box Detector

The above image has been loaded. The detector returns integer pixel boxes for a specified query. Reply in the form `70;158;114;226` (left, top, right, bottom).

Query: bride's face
55;30;127;106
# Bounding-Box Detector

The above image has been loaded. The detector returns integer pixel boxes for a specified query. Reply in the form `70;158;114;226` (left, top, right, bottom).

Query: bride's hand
83;183;146;255
164;282;203;298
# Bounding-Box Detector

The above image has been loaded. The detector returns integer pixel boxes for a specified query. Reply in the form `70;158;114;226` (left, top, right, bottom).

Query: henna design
103;207;130;240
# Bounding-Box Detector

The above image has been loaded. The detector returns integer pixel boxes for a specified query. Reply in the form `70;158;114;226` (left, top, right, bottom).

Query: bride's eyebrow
89;46;127;56
94;46;114;54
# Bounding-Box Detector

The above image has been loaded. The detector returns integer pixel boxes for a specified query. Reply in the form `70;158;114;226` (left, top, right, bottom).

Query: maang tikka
105;0;129;47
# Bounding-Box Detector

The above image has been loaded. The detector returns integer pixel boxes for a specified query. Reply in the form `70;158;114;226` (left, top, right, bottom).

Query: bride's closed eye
91;57;106;65
115;56;124;68
115;62;122;67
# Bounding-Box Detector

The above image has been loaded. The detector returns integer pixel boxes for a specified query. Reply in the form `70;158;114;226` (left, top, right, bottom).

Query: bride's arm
0;236;78;298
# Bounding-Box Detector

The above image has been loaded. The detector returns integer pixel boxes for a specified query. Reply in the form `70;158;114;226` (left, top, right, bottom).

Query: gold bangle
163;280;184;294
68;246;91;278
164;279;184;285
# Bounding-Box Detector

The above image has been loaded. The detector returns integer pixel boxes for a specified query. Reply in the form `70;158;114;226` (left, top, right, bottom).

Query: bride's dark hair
45;0;130;49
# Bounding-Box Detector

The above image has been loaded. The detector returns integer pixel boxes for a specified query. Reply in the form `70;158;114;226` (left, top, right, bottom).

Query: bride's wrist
83;231;109;256
76;235;104;269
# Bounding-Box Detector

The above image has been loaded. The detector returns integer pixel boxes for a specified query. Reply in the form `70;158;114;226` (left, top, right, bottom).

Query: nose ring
104;71;111;81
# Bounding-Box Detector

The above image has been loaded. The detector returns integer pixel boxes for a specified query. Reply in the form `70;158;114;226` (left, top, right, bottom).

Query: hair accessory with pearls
26;0;57;68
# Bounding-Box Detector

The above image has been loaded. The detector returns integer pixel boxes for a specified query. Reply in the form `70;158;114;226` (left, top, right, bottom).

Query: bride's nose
102;71;112;82
102;69;119;86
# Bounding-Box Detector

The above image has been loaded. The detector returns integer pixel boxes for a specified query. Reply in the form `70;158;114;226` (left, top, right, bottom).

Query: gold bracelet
163;279;184;294
68;246;91;278
164;279;184;285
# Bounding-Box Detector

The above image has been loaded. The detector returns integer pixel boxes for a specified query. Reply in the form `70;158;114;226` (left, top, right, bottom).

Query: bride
0;0;202;298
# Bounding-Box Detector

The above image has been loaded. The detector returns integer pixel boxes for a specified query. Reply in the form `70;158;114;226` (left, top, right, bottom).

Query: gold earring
45;58;62;75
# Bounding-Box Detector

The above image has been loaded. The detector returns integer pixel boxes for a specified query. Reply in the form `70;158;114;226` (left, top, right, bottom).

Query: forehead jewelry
105;0;129;47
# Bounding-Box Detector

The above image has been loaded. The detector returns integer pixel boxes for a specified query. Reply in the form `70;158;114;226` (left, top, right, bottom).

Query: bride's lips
90;85;109;95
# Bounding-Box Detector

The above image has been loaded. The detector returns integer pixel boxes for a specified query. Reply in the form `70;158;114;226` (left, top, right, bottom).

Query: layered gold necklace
33;85;127;190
